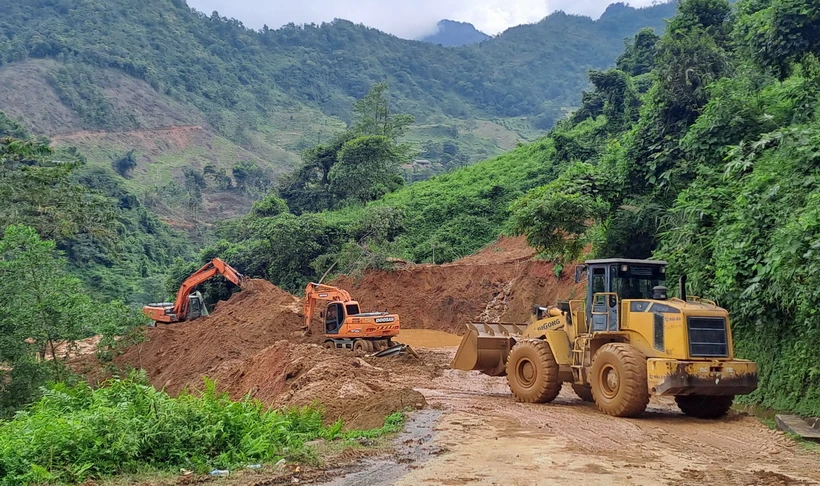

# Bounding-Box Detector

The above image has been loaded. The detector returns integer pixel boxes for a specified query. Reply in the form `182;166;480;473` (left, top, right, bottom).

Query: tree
251;193;289;217
329;135;404;204
616;28;660;76
0;225;143;414
112;150;137;178
247;214;329;291
510;163;610;261
352;82;415;140
0;111;29;138
738;0;820;79
0;138;117;245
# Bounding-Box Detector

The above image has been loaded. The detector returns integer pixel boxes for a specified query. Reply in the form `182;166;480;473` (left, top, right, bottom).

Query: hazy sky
186;0;658;39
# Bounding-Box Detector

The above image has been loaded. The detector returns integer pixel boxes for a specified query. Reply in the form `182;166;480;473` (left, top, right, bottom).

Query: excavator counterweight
143;258;245;324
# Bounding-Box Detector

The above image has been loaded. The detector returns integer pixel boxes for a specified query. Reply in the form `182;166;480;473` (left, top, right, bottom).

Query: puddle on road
321;409;443;486
394;329;462;348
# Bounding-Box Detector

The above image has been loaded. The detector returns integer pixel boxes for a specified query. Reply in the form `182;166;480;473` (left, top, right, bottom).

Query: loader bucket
451;322;527;377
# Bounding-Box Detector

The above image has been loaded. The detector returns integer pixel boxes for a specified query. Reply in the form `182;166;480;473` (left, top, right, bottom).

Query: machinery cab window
611;264;666;301
586;259;668;333
325;302;344;334
188;295;203;319
345;303;360;316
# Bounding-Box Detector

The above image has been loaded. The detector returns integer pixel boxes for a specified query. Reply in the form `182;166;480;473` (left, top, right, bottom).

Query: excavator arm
303;282;353;330
172;258;245;319
143;258;244;323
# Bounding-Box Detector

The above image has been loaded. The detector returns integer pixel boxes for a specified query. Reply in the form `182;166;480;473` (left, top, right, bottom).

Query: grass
0;373;408;485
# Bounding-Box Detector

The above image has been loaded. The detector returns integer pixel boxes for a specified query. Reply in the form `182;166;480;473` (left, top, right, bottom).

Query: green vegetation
280;83;412;213
506;0;820;416
0;0;673;130
0;374;394;485
0;119;189;302
0;225;146;415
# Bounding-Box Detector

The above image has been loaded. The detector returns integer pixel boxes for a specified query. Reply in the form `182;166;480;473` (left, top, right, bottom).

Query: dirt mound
330;237;583;336
395;329;462;348
115;279;305;395
211;340;428;430
451;235;536;266
109;237;582;430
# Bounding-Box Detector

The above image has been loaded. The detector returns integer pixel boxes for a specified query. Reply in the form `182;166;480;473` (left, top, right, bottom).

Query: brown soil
330;236;583;335
110;237;582;427
113;278;438;430
388;348;820;486
93;236;820;485
114;279;305;395
209;340;430;430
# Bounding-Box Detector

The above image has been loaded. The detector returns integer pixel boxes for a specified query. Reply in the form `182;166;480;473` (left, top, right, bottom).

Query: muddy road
329;346;820;486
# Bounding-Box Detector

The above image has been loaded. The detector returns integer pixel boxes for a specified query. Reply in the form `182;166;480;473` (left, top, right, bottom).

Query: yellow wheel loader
452;259;758;418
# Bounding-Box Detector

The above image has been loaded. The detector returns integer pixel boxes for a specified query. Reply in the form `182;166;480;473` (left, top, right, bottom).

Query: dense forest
0;0;677;226
0;0;674;131
174;0;820;416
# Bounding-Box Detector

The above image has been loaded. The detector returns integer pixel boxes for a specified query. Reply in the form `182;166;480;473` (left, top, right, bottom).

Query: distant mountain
421;20;491;47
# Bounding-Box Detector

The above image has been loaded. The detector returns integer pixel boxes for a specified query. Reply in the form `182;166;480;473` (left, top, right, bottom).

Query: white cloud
186;0;659;39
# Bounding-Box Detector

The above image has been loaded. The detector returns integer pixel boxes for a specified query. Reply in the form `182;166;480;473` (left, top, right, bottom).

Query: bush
0;373;343;484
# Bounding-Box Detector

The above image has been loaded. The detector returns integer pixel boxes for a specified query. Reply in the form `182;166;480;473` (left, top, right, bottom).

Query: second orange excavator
143;258;245;324
303;282;401;352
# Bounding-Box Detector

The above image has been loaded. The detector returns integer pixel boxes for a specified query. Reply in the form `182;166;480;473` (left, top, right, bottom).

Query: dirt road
330;347;820;486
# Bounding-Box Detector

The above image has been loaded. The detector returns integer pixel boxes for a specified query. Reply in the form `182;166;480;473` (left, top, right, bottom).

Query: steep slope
421;20;490;47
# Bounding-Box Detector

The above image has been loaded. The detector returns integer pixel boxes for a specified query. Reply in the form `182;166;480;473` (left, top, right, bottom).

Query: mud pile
114;279;431;430
115;279;306;395
111;236;582;429
213;340;429;430
331;236;583;334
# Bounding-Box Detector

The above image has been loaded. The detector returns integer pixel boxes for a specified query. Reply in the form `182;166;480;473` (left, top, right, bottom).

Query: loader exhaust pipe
679;274;687;302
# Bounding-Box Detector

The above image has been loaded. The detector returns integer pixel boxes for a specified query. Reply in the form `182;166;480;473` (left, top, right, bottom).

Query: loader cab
324;301;362;334
576;259;667;332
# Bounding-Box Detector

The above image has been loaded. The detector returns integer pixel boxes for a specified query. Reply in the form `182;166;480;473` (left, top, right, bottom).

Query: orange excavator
303;282;401;352
143;258;245;324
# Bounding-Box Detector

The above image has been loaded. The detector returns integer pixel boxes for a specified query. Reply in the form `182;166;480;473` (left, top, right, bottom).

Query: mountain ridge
421;19;490;47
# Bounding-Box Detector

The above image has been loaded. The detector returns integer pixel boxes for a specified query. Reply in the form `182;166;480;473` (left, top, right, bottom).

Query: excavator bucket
451;322;527;377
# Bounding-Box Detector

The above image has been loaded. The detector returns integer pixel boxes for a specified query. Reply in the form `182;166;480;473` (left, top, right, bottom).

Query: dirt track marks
401;348;820;486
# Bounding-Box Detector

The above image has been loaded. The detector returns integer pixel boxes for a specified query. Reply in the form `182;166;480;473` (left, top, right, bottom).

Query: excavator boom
143;258;244;323
303;282;353;330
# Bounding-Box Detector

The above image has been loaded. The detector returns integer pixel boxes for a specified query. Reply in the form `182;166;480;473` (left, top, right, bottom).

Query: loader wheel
572;384;594;402
591;343;649;417
353;339;373;353
675;395;734;419
506;339;561;403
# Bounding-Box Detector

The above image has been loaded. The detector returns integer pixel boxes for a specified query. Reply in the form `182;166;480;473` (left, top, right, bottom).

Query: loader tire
675;395;734;419
572;384;594;402
591;343;649;417
353;339;373;353
323;340;336;350
506;339;561;403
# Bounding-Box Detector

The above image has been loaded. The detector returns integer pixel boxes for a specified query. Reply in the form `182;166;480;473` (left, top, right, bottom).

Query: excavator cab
324;301;364;334
187;292;208;320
